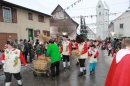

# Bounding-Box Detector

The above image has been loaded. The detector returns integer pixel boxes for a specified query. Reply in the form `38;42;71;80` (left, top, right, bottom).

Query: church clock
98;5;101;8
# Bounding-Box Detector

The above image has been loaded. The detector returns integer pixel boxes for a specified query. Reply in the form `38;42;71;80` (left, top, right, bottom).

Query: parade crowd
0;35;130;86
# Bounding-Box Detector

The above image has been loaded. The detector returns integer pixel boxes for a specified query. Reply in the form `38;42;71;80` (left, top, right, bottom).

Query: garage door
0;33;17;50
0;33;7;51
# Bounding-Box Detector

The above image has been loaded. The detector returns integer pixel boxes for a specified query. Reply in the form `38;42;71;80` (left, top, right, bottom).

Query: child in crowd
88;45;99;75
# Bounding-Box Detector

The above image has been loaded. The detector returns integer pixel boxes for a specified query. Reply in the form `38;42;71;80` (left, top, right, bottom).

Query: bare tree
52;26;76;37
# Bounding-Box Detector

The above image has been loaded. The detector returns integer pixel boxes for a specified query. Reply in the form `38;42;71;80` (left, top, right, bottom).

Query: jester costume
1;41;27;86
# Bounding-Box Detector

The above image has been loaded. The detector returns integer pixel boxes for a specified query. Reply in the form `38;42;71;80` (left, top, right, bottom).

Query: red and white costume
88;49;99;63
72;42;76;49
105;49;130;86
76;42;88;75
1;48;26;73
108;43;112;50
60;41;72;55
76;42;88;59
97;42;100;47
60;41;72;68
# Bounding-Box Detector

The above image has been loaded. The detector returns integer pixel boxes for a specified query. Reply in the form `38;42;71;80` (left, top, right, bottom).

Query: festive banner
79;15;130;26
51;11;130;19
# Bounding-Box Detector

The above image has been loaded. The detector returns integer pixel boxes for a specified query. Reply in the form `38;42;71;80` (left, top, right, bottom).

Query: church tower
96;0;109;40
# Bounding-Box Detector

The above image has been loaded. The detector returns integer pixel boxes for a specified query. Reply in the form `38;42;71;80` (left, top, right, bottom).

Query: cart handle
26;65;39;73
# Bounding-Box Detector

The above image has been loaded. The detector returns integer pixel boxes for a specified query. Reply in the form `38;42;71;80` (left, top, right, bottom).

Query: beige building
0;0;51;50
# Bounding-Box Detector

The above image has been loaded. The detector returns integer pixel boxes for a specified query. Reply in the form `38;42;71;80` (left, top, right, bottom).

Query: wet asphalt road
0;49;111;86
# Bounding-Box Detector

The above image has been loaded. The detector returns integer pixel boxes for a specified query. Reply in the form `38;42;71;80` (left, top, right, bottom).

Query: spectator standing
46;39;61;80
13;39;19;48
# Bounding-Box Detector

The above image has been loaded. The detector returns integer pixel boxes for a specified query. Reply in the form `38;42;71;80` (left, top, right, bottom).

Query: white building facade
96;0;109;40
87;26;96;40
108;10;130;38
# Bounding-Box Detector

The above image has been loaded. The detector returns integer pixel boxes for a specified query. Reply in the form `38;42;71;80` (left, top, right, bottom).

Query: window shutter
34;30;37;37
38;15;44;22
42;16;44;22
43;30;46;35
47;31;50;36
12;8;17;23
34;30;40;37
28;13;33;20
38;15;40;22
0;5;3;22
38;30;40;36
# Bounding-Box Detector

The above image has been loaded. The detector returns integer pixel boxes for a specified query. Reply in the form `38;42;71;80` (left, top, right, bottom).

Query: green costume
46;44;61;64
36;46;42;54
57;42;62;47
13;41;18;48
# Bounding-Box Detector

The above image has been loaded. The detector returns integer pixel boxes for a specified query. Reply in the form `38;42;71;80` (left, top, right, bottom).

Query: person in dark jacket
28;40;34;63
24;42;29;63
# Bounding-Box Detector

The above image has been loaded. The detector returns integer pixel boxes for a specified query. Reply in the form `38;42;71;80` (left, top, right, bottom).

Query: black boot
78;72;83;76
63;67;66;70
92;69;95;74
90;71;93;75
52;77;56;80
68;66;70;69
18;85;22;86
83;70;86;75
76;62;79;65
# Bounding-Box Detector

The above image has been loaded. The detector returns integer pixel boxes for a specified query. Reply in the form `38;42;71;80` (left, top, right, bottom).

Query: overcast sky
38;0;129;34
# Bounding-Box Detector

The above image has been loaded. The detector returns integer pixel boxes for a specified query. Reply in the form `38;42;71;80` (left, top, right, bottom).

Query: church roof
86;26;96;35
98;0;108;10
2;0;51;16
102;1;109;10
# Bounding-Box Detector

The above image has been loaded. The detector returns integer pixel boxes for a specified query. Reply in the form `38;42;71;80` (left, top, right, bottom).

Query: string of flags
71;11;123;19
64;0;83;11
80;16;130;26
52;11;130;19
52;0;84;18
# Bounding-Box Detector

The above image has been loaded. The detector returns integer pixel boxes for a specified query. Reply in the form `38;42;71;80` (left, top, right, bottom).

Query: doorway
28;29;34;41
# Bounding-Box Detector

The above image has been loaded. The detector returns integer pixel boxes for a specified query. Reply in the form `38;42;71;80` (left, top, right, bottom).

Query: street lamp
111;32;115;40
62;32;67;36
111;32;115;36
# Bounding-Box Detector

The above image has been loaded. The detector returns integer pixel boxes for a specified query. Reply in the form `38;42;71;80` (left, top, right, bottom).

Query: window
55;11;64;19
3;6;12;22
120;24;123;29
34;30;40;37
99;12;101;16
106;12;108;15
38;15;44;22
43;30;50;36
28;13;33;20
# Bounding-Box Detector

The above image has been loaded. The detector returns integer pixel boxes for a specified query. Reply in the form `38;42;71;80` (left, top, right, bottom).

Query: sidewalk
103;50;113;65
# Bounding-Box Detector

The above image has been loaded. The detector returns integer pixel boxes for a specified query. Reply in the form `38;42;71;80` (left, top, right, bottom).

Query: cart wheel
46;71;50;77
33;71;37;76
